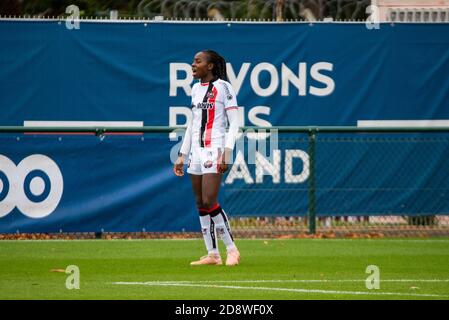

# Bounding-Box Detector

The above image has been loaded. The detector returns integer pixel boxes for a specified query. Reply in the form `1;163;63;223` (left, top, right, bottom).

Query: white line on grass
2;239;449;243
112;281;449;298
116;279;449;283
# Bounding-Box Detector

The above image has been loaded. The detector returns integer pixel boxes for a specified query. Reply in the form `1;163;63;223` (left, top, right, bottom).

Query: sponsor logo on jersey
195;102;215;109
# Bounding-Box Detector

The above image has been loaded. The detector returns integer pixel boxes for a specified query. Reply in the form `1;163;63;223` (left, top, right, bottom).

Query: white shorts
187;146;223;175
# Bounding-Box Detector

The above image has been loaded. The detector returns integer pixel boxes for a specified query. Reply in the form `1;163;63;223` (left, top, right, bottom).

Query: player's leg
189;173;204;209
202;173;240;266
189;173;221;265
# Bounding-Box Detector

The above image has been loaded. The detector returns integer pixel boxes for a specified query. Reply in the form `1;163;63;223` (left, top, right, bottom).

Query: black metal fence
1;125;449;238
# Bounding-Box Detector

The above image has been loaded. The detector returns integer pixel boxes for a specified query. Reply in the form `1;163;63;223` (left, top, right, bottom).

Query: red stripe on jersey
205;86;218;147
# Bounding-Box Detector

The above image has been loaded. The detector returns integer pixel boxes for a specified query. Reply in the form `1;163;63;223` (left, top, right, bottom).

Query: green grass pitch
1;238;449;300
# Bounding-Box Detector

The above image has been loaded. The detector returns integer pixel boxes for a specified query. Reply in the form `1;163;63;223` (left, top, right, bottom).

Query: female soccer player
173;50;240;266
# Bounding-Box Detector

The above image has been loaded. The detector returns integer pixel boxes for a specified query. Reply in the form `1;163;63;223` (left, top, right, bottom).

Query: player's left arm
220;82;240;173
224;107;239;157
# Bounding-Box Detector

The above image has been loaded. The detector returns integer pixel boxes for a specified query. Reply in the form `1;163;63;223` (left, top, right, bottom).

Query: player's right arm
173;118;191;176
174;88;195;177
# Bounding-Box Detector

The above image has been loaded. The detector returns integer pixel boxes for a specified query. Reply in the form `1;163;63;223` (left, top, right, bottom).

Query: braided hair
202;50;228;82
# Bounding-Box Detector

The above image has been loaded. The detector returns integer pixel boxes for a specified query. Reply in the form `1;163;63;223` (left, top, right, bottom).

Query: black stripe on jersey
200;82;214;147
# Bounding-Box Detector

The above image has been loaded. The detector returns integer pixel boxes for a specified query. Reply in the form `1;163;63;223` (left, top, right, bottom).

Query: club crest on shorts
203;160;213;168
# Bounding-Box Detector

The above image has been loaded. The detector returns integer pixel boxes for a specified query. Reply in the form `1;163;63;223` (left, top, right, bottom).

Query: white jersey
190;79;238;148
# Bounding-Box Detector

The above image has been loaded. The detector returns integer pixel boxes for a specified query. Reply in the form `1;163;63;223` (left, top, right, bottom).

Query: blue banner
0;134;197;233
1;21;449;232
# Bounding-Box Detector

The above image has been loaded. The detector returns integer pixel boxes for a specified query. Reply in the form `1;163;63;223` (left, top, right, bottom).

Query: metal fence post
308;129;317;234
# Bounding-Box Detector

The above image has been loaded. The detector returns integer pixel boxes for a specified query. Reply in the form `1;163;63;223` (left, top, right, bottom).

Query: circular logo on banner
0;155;17;218
0;154;64;219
